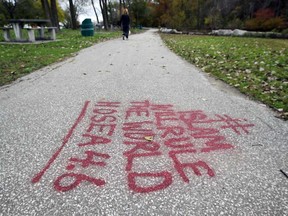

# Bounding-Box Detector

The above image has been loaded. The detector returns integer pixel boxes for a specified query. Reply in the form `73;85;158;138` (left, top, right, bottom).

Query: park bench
0;27;13;41
1;19;57;42
25;26;57;42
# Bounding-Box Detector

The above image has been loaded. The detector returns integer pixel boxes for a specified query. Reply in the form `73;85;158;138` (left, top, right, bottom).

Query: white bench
46;27;57;40
1;27;13;41
25;27;57;42
26;28;36;42
1;26;57;42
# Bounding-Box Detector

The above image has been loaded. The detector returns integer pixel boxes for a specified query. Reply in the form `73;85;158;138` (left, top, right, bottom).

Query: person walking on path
120;8;130;40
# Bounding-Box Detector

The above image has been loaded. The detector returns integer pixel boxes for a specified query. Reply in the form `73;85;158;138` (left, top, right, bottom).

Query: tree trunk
69;0;77;29
40;0;51;20
99;0;105;28
104;0;109;28
91;0;100;23
197;0;200;29
119;0;122;17
275;0;281;17
50;0;59;29
99;0;109;29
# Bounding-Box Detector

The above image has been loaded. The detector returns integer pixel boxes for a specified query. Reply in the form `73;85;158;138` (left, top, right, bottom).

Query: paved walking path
1;29;287;215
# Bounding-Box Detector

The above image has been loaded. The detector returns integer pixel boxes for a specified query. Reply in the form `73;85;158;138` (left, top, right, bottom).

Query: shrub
264;17;286;31
245;18;263;31
227;18;244;29
245;8;287;31
245;17;286;31
282;28;288;35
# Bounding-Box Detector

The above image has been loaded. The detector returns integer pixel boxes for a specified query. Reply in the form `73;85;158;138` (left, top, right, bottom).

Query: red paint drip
31;101;90;183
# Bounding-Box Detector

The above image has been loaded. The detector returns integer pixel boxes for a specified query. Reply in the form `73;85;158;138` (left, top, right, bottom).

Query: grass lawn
161;34;288;120
0;29;123;86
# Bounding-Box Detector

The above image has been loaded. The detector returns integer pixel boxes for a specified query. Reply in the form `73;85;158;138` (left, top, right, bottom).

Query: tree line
1;0;287;32
0;0;64;28
155;0;288;32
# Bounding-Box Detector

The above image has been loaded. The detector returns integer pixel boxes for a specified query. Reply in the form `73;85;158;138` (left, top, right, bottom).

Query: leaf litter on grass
161;34;288;120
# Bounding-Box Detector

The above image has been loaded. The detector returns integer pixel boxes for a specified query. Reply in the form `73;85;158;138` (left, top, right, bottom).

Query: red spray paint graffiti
32;100;254;193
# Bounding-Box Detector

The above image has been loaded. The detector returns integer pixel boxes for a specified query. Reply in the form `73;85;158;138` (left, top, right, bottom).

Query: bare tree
68;0;77;29
40;0;51;21
91;0;99;23
99;0;109;29
50;0;59;28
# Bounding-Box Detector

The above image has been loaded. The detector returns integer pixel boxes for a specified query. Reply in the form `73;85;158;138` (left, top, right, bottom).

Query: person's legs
126;29;129;39
123;26;129;39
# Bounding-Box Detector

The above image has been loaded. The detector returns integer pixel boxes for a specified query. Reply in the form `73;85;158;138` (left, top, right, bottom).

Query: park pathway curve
1;29;287;215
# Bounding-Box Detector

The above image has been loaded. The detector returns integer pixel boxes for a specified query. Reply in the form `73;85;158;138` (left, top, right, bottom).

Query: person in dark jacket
120;8;130;40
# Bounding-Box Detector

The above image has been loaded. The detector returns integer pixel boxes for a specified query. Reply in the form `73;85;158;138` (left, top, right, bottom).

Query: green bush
281;28;288;35
245;17;286;31
264;17;286;31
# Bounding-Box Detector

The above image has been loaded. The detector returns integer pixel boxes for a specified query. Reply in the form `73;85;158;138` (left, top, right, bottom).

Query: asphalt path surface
1;29;287;215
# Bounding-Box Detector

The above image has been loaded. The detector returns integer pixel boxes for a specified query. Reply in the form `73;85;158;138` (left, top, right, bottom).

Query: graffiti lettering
52;101;120;192
128;171;173;193
32;100;254;193
54;173;106;192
